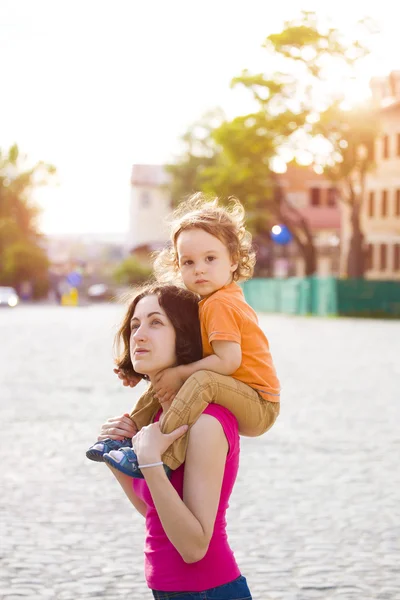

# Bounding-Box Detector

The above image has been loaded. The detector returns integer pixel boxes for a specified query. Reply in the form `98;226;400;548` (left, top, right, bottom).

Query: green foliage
314;102;377;180
2;240;49;279
167;97;314;270
0;240;49;297
265;11;370;78
0;144;56;296
113;255;153;286
261;13;378;278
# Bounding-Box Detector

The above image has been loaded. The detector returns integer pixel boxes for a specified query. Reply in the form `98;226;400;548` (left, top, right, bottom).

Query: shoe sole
86;449;105;462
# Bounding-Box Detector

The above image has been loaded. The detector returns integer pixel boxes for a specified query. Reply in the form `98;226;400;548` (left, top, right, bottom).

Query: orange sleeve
202;299;242;344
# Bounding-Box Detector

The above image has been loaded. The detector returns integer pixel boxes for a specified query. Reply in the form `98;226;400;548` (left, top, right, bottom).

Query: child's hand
154;367;185;404
113;368;141;388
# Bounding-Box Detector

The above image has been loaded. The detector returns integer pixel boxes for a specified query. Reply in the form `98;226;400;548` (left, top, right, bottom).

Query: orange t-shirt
198;282;280;402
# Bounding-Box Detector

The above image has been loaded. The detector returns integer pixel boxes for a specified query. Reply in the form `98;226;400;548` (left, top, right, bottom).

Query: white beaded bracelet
138;462;163;469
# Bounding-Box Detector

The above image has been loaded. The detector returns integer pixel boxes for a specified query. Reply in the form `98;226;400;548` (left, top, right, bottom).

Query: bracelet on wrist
138;461;163;469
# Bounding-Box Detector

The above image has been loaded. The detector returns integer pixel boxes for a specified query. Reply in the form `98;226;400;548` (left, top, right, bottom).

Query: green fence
242;277;400;318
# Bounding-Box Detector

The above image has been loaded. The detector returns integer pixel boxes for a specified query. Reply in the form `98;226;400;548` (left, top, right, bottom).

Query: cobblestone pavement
1;304;399;600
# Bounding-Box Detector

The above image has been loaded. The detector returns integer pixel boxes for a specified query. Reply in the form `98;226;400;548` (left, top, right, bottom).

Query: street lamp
270;224;293;278
270;224;292;245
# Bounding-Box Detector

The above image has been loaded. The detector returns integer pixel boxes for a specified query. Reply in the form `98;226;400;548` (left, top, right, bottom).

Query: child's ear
230;261;239;273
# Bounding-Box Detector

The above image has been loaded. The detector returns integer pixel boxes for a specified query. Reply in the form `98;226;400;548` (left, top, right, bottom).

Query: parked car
0;287;19;308
87;283;114;302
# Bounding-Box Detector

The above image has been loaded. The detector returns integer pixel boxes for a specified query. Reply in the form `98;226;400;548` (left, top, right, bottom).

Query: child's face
177;228;238;297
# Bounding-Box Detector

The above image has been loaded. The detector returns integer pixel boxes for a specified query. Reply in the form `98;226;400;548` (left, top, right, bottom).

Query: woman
97;284;252;599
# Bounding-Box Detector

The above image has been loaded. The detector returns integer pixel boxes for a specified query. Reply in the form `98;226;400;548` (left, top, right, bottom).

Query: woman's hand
113;368;142;388
98;413;138;441
132;422;188;465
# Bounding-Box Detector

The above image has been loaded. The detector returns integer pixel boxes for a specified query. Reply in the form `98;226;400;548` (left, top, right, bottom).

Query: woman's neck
159;399;173;416
148;373;174;416
148;372;172;423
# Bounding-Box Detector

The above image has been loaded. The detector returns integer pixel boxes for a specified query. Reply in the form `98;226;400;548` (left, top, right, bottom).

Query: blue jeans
152;575;252;599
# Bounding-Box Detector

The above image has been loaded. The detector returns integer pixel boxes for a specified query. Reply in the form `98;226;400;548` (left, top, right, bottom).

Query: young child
87;193;280;477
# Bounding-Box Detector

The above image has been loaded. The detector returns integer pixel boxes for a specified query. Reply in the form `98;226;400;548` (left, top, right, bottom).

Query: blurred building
127;165;172;255
44;233;125;265
358;71;400;280
43;232;126;299
277;164;341;277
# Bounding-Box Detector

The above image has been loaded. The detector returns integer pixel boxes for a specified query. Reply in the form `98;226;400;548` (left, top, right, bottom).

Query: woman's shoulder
202;405;239;457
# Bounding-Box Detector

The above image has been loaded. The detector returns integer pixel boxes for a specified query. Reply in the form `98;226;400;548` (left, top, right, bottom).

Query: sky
1;0;399;236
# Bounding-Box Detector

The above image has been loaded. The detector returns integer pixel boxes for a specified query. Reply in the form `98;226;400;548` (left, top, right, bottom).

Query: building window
366;243;374;270
396;190;400;216
310;187;321;206
380;244;387;270
368;191;374;217
382;190;388;217
372;140;378;162
397;134;400;157
394;244;400;271
367;141;375;162
383;135;389;159
141;191;151;208
327;187;337;206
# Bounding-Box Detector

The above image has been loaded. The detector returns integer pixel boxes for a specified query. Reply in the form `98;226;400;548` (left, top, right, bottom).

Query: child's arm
154;340;241;402
179;340;241;379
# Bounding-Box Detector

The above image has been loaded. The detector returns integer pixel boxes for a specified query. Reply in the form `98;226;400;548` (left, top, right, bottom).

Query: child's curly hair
153;193;256;283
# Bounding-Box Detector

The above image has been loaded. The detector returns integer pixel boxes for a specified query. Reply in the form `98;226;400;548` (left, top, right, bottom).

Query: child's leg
129;386;160;431
161;370;280;470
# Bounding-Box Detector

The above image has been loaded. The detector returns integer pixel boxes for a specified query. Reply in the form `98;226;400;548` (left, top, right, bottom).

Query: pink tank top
132;404;241;592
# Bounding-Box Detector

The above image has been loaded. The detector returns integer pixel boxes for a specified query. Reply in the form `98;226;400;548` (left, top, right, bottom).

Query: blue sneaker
103;447;172;479
86;437;132;462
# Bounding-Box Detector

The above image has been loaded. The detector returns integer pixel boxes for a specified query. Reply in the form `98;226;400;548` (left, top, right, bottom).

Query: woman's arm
140;414;228;563
97;413;146;517
105;464;147;518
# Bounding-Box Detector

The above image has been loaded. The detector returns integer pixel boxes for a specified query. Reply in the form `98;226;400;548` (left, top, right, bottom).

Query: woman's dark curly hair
114;284;202;379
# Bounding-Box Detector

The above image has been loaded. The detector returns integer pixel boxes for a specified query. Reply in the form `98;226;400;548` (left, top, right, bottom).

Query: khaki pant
130;370;280;471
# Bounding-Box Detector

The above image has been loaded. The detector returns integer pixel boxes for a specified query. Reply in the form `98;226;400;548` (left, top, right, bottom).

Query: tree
209;113;320;275
166;109;224;204
169;11;376;278
1;240;49;293
0;144;56;296
234;11;377;277
113;255;153;286
168;109;318;275
312;103;377;277
168;82;317;273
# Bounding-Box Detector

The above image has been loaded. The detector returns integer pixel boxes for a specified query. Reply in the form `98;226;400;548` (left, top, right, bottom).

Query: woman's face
129;294;177;379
